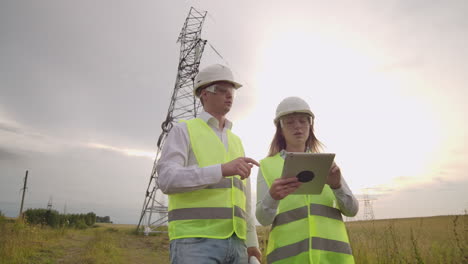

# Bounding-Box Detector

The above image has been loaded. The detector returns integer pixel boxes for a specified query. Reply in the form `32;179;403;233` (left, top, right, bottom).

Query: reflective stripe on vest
169;205;246;221
267;237;353;263
271;204;343;231
206;177;245;192
260;153;355;264
167;118;247;240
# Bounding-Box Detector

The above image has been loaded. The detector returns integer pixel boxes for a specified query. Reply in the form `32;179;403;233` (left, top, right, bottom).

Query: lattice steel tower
362;189;376;221
137;7;208;234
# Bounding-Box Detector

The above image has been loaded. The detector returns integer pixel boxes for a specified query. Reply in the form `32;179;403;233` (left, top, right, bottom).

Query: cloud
0;119;53;160
0;115;156;160
86;142;155;159
0;120;67;155
350;176;468;220
0;147;21;161
0;122;22;134
1;0;467;223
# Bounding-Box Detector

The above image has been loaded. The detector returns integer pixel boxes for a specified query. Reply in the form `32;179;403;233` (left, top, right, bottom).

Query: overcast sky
1;1;467;224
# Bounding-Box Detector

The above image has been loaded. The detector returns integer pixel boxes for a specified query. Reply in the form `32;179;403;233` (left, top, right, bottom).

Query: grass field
347;215;467;264
1;215;466;263
0;219;168;264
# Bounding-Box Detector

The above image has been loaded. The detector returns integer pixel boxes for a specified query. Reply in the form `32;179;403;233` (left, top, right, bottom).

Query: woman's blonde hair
267;118;323;157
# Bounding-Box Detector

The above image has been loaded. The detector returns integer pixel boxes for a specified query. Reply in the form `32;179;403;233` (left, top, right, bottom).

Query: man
158;64;262;264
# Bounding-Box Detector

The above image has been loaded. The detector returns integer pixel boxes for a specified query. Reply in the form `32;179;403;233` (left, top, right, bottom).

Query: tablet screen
281;152;335;194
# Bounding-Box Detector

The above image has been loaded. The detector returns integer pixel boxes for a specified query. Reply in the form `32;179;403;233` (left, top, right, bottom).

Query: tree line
23;208;111;229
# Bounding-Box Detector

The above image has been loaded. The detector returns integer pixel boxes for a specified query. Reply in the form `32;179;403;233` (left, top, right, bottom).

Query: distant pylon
47;196;53;211
362;189;376;220
136;7;208;234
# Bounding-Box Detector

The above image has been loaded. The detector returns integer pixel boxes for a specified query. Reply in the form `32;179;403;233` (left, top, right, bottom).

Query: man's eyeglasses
206;85;236;97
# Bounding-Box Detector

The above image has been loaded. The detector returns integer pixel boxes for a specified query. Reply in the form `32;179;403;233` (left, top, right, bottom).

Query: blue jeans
169;234;248;264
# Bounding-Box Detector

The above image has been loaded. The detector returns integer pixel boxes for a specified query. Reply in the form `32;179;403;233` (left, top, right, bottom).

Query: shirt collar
279;149;287;158
279;149;312;158
199;111;233;130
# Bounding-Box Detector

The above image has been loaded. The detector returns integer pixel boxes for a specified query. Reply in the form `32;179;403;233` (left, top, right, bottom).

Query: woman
256;97;359;264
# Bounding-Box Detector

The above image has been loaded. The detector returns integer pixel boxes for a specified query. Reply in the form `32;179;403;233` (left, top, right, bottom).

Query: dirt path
119;233;168;264
54;231;94;264
45;226;170;264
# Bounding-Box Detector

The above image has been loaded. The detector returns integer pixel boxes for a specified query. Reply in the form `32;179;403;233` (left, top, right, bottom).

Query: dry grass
1;215;466;263
346;215;468;264
257;215;467;263
0;219;167;264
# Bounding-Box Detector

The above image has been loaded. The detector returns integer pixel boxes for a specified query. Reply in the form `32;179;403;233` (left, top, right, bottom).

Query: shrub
24;209;97;229
24;208;48;225
75;219;88;229
85;212;96;226
96;216;112;223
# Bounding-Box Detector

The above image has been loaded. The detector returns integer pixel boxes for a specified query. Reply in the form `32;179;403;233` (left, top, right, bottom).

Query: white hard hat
274;96;315;124
193;64;242;97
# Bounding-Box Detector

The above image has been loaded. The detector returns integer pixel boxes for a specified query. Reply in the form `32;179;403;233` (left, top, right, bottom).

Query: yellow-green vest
260;153;355;264
167;118;247;240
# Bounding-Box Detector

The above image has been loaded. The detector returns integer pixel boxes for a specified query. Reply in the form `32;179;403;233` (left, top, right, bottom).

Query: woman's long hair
267;120;323;157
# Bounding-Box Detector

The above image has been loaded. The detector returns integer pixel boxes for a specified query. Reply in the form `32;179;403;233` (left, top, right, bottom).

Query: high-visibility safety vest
167;118;247;240
260;153;355;264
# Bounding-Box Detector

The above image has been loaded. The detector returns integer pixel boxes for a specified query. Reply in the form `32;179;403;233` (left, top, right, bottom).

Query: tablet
281;152;335;194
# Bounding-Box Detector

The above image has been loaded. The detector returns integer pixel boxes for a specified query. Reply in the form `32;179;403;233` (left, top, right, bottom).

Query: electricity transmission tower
47;196;53;211
361;189;376;220
137;7;208;234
